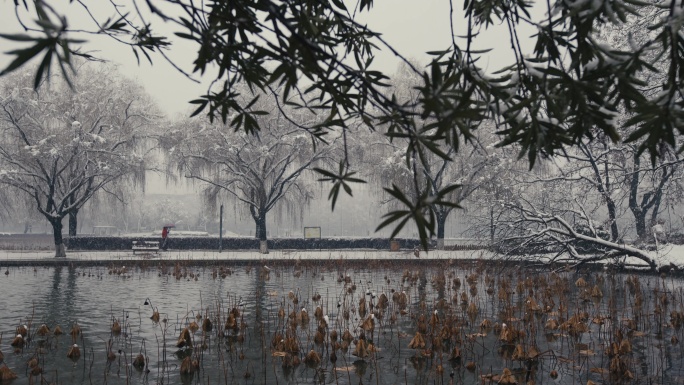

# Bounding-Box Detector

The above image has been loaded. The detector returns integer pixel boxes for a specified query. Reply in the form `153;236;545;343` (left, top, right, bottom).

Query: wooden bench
132;240;160;254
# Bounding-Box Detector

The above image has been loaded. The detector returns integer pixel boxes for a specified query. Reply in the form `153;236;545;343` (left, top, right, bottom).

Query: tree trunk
255;215;267;241
490;207;495;241
254;212;268;254
68;210;78;236
254;217;267;241
649;196;662;229
628;152;648;241
51;218;66;258
605;199;619;242
647;167;668;229
634;209;647;240
585;142;620;241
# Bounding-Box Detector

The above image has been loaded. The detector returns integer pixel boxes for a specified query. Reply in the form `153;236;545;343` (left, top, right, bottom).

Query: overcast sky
0;1;535;115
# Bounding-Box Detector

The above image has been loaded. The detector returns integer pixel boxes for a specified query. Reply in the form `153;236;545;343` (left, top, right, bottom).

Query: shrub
65;237;425;251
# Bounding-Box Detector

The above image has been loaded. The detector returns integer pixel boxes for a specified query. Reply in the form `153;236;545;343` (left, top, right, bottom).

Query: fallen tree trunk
498;203;666;272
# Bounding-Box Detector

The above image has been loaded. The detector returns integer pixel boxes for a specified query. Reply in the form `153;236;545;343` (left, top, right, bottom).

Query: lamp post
219;204;223;252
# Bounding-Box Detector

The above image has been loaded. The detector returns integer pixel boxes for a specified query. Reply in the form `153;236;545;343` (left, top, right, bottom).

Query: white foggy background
0;1;539;238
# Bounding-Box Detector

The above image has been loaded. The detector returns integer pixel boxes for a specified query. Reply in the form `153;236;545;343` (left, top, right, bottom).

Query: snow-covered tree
0;184;45;231
595;10;684;241
483;133;684;271
168;98;336;252
366;63;499;248
496;197;660;271
368;136;497;248
0;64;158;257
613;142;683;240
157;198;191;229
514;132;684;243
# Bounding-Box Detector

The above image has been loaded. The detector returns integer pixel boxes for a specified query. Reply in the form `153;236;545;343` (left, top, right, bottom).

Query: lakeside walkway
0;248;496;266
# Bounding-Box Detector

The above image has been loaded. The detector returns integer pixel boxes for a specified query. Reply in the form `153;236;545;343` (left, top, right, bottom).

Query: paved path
0;248;495;266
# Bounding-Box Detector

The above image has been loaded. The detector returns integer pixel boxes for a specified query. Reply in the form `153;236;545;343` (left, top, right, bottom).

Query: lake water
1;259;683;384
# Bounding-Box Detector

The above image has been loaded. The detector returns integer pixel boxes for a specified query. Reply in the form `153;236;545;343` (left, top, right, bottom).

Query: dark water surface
1;260;684;384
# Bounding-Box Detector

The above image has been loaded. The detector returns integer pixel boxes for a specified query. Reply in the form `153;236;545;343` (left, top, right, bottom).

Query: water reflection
0;262;683;384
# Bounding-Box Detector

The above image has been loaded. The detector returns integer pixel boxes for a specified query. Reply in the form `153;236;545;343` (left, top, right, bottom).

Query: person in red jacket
161;226;170;250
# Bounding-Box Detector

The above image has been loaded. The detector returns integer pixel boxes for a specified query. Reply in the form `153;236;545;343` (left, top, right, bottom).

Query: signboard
304;227;321;239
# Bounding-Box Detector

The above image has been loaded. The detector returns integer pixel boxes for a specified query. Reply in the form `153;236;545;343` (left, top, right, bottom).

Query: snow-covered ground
0;245;681;267
636;243;684;265
503;244;684;269
0;248;492;262
440;243;684;268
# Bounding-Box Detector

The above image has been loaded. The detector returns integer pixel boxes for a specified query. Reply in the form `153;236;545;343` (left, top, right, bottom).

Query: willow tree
0;64;156;257
168;103;336;253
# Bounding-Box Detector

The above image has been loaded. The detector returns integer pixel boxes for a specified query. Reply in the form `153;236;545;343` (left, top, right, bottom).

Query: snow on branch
498;200;660;271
